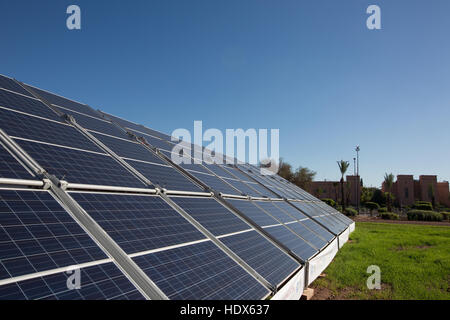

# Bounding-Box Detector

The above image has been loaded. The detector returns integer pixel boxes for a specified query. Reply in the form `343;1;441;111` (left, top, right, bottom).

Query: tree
276;158;294;182
384;173;395;212
332;182;339;202
360;187;375;204
292;166;316;190
337;160;350;211
371;188;385;206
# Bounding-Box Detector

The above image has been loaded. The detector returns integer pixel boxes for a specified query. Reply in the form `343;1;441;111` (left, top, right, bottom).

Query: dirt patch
311;281;392;300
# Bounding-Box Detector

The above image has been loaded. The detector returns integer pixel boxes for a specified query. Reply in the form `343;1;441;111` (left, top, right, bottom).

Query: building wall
309;176;360;206
395;175;415;206
418;175;438;203
437;181;450;207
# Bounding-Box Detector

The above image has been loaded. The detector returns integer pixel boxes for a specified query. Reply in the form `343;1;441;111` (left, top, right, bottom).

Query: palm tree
384;173;395;212
337;160;350;211
333;182;339;203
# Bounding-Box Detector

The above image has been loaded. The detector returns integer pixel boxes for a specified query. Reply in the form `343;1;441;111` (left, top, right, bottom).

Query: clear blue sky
1;0;449;187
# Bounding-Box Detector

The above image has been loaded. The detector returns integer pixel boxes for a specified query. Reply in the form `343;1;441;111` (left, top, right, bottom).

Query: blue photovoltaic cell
0;263;145;300
0;108;101;153
0;89;61;121
252;201;296;224
14;139;146;188
91;132;166;165
227;200;279;227
178;162;212;175
204;165;236;179
171;197;250;236
188;171;239;195
70;193;205;254
220;231;300;287
24;85;102;119
303;203;349;229
127;159;202;192
314;202;353;225
133;241;269;300
101;111;177;141
0;143;33;179
273;202;334;241
131;130;175;151
222;178;263;197
264;225;317;261
271;201;309;221
0;190;107;281
54;106;127;138
286;223;327;250
0;75;31;97
289;202;345;234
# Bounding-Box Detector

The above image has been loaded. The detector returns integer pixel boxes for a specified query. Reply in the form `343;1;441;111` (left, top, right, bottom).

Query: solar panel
227;199;279;227
222;178;263;197
0;89;60;121
263;225;317;261
91;132;166;165
0;190;107;281
0;75;31;97
54;106;127;139
14;139;146;188
227;199;318;260
0;108;101;153
0;262;145;300
0;142;34;179
290;201;346;234
170;197;250;236
187;171;239;195
70;193;206;254
253;201;296;223
0;77;354;300
220;231;300;287
126;159;202;192
272;202;334;241
131;130;175;151
133;241;269;300
24;85;102;119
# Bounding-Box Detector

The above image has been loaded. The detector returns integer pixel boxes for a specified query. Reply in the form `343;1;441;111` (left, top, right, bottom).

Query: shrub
336;205;343;213
321;198;336;207
407;210;443;222
345;207;358;216
413;202;433;211
381;212;399;220
365;202;380;211
441;212;450;221
378;207;388;213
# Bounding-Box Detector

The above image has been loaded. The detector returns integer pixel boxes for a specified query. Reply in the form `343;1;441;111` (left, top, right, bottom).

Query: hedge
378;207;388;213
413;202;433;211
441;212;450;221
321;198;336;207
407;210;443;222
345;207;358;216
381;212;399;220
364;202;380;211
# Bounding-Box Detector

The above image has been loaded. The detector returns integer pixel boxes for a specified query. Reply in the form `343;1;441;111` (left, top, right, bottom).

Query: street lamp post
355;146;360;214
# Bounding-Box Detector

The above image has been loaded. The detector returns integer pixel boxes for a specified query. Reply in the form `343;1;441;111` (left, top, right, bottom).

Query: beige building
382;175;450;207
308;175;361;206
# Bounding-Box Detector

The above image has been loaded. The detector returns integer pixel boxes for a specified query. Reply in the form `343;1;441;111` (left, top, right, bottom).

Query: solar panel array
0;74;354;300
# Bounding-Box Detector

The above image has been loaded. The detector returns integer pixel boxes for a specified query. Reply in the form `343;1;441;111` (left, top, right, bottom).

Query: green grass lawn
312;222;450;300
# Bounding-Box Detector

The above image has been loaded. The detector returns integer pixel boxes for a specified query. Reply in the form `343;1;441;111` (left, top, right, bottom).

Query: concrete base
300;288;315;300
